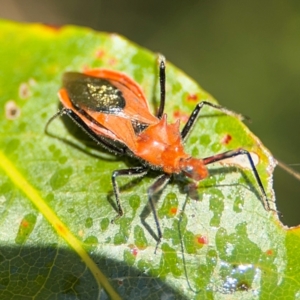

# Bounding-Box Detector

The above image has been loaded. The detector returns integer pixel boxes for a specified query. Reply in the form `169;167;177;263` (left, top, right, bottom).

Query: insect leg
112;167;148;216
156;54;166;119
203;148;271;211
141;173;171;252
44;109;66;135
181;101;248;141
46;108;126;155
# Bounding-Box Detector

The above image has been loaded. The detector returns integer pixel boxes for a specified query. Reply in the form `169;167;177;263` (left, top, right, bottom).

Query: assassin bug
46;55;271;250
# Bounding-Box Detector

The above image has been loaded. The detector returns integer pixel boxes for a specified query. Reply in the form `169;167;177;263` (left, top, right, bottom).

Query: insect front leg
45;109;66;134
46;108;127;156
156;54;166;119
140;173;171;253
203;148;271;211
111;166;148;217
181;101;248;141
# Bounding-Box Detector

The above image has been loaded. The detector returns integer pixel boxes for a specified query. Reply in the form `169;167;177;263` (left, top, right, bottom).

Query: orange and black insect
46;55;271;249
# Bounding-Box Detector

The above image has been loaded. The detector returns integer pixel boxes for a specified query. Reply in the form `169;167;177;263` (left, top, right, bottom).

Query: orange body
59;68;208;181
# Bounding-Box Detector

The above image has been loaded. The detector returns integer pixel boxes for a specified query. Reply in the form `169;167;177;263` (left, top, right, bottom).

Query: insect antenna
277;159;300;181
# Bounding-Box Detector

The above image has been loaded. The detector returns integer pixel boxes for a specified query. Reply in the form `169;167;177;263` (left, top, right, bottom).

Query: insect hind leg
203;148;272;211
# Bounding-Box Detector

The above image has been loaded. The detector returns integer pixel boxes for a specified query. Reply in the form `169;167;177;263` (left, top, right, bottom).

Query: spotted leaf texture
0;20;299;300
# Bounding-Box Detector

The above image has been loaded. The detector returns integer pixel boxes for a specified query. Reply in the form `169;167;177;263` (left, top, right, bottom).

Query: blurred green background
1;0;300;226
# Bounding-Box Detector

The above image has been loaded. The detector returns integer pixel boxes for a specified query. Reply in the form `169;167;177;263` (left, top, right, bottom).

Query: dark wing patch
63;72;125;113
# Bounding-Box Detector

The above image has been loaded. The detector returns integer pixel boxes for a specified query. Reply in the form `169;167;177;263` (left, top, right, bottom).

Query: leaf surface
0;20;299;299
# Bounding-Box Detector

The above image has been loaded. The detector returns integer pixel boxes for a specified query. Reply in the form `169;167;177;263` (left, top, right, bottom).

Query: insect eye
182;164;196;179
184;165;193;174
180;158;208;181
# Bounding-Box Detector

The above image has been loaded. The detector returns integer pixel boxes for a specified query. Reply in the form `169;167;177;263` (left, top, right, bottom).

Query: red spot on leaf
221;134;232;145
57;224;66;235
173;110;189;123
96;49;105;59
187;94;198;102
170;207;177;216
266;249;273;256
131;247;138;256
21;220;29;228
108;58;117;66
195;235;208;245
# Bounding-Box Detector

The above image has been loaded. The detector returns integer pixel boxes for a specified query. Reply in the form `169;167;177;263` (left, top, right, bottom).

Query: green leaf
0;19;299;299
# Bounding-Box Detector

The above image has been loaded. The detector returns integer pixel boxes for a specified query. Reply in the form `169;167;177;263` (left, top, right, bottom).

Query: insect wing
63;72;126;114
60;69;159;152
58;88;122;142
83;69;158;124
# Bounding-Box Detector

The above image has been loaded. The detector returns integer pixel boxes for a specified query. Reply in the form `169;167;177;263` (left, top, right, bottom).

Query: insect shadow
176;167;268;294
207;166;263;202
